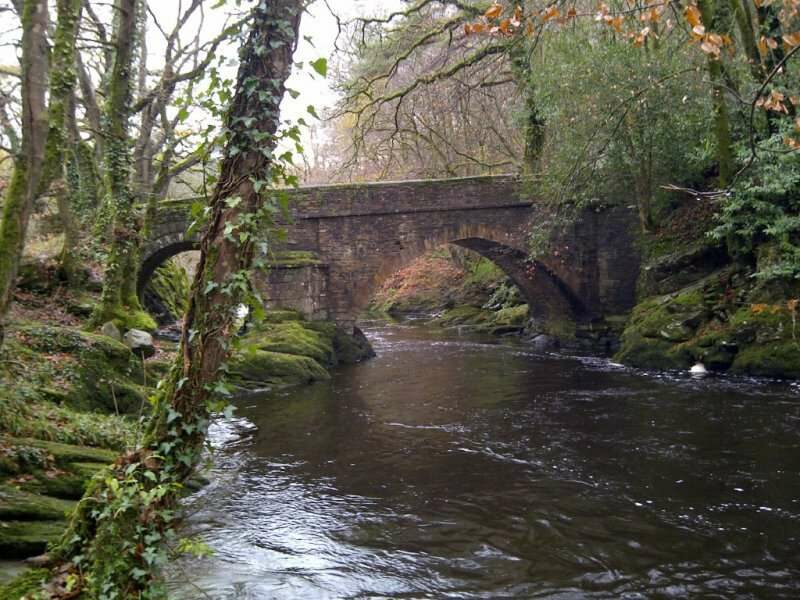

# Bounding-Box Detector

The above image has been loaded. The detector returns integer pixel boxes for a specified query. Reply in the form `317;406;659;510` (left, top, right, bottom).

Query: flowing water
171;320;800;599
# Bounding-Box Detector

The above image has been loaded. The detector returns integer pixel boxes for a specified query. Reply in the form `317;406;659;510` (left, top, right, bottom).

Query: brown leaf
485;3;503;19
685;4;703;28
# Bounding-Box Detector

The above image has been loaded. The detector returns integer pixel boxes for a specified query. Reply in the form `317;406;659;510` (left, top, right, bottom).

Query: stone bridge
142;175;640;334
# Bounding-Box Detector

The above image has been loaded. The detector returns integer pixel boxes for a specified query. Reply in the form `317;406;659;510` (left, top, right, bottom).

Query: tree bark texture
0;0;49;347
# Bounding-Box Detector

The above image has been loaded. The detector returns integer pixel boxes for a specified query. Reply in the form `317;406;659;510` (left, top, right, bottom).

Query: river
170;320;800;599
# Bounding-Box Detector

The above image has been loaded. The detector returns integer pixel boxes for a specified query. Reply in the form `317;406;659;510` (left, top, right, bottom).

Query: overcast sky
0;0;404;154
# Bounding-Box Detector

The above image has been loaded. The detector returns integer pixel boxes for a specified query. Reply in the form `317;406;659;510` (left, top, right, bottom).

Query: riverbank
614;201;800;378
0;267;372;594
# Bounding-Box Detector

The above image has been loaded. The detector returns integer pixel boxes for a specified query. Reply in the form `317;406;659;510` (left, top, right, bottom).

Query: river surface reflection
171;321;800;599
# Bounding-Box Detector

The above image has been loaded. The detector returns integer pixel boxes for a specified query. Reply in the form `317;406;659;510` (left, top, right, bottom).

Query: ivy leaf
310;57;328;78
177;107;190;122
307;105;320;119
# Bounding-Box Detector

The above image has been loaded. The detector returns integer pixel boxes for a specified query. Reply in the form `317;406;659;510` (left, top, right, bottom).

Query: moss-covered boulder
230;349;331;390
0;439;115;559
228;312;374;390
2;324;149;414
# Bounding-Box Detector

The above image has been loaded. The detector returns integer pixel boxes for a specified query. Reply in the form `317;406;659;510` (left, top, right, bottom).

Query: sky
142;0;405;136
0;0;404;144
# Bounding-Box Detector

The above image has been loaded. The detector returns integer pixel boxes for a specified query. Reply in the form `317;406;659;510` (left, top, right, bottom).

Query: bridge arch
137;235;199;301
327;217;588;323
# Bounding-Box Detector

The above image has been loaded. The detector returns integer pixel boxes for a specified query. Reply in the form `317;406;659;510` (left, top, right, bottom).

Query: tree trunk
699;0;734;187
51;2;304;595
0;0;49;347
37;0;83;197
91;0;143;327
728;0;762;80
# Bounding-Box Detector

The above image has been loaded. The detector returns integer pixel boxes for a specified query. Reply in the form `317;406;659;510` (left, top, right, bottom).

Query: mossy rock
614;331;693;371
244;321;334;365
7;438;116;466
22;471;88;500
0;486;75;521
269;251;323;268
261;309;304;323
111;309;158;334
5;324;148;414
229;350;330;390
332;326;375;364
0;567;49;599
0;520;65;559
731;341;800;378
70;461;107;480
492;304;529;327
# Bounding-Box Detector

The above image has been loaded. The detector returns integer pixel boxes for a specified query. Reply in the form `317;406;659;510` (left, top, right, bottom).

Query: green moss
145;258;190;322
229;349;330;390
7;438;117;465
0;486;75;521
269;251;323;267
614;331;693;370
331;327;375;364
2;323;149;415
0;568;49;599
731;340;800;378
111;309;158;333
492;304;529;326
0;520;65;559
244;321;334;365
23;471;88;500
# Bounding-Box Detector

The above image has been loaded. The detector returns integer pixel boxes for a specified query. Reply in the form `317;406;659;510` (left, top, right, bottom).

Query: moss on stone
3;323;148;415
228;313;375;389
0;485;75;521
262;309;304;323
110;309;158;333
269;251;323;267
8;438;117;465
731;340;800;378
229;349;330;390
614;331;693;370
0;567;49;599
492;304;529;326
245;321;335;365
331;327;375;364
0;520;65;559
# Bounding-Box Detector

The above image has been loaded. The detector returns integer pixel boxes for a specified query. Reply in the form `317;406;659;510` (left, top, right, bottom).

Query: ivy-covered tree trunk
0;0;49;347
51;1;304;596
40;0;84;282
91;0;145;328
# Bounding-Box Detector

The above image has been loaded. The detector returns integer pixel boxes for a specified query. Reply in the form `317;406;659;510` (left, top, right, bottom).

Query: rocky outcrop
616;251;800;378
229;311;374;391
